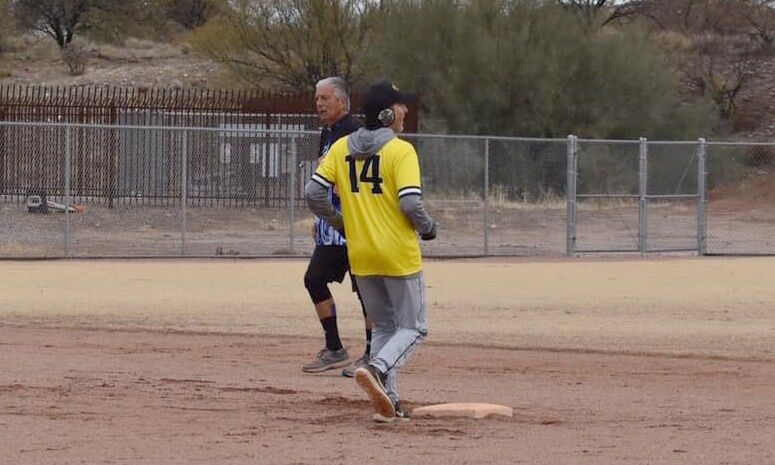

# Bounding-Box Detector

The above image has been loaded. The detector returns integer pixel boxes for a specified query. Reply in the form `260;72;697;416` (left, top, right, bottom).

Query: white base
412;402;513;419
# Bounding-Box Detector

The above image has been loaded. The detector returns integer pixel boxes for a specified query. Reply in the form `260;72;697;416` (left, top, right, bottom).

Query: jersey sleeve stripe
398;186;422;198
312;173;334;188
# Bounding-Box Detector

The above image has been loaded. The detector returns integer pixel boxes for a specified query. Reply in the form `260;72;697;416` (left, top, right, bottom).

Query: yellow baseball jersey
312;136;423;277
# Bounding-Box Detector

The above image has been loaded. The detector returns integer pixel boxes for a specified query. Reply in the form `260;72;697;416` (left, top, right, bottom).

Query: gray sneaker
341;354;370;378
354;365;395;422
302;347;350;373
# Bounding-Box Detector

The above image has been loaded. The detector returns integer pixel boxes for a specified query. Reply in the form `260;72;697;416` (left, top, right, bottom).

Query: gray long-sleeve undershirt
399;194;435;236
305;181;343;232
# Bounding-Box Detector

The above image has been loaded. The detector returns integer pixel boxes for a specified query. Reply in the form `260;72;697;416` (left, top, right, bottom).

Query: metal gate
567;137;706;255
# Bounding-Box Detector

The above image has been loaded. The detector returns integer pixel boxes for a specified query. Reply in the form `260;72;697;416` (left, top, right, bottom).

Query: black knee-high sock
365;329;372;357
320;316;342;351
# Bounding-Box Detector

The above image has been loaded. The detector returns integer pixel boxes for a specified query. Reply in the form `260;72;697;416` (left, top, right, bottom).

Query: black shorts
305;245;358;293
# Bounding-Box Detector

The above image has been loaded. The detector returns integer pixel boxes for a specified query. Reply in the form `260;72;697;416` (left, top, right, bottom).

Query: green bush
362;0;716;140
354;0;723;199
0;0;12;53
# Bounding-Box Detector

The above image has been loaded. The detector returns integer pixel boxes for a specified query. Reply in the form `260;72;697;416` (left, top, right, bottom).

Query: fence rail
1;121;774;258
0;85;419;129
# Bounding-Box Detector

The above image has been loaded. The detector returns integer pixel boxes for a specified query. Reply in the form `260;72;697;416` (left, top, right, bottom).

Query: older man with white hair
301;77;373;377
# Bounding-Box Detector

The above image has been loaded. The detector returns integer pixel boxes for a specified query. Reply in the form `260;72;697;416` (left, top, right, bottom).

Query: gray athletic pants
354;272;428;404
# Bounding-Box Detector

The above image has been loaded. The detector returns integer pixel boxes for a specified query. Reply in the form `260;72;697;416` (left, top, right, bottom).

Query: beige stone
412;403;513;419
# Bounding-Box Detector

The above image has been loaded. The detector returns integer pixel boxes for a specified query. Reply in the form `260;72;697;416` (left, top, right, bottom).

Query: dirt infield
1;257;774;464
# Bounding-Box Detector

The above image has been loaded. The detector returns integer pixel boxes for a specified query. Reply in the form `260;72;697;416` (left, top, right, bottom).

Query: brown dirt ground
1;257;774;465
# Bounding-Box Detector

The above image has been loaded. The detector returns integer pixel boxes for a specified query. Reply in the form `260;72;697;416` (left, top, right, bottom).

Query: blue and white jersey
314;190;346;246
314;117;357;247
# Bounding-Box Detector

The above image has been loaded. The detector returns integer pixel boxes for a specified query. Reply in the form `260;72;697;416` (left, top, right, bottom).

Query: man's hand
421;221;437;241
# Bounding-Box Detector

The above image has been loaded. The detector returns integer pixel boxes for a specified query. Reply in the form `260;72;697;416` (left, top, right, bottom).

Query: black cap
362;81;415;129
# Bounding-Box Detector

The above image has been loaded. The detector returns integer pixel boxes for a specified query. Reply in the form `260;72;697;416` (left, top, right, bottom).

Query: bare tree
740;0;775;47
622;0;748;34
193;0;376;89
167;0;225;29
555;0;642;27
610;0;766;125
14;0;94;48
685;36;758;120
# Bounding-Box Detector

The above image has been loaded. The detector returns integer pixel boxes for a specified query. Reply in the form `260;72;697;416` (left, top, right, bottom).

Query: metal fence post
483;138;489;256
566;135;577;255
64;125;71;258
289;136;297;255
697;138;707;256
181;130;188;256
638;137;648;255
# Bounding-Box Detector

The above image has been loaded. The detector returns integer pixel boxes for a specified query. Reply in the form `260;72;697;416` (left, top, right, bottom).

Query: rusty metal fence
0;85;418;208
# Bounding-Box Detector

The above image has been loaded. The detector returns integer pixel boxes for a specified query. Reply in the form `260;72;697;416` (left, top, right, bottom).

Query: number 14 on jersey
345;155;383;194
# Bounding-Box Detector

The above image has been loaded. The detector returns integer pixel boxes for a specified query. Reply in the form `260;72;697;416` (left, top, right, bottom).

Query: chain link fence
573;139;642;253
570;139;703;254
706;142;775;255
2;121;775;258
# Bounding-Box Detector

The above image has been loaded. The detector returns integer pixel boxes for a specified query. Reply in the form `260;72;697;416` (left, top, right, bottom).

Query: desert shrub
357;0;718;199
191;0;376;89
0;0;12;53
61;39;89;75
363;0;716;141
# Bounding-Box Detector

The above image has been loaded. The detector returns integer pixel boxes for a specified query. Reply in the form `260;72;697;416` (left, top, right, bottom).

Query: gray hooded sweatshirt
305;127;435;237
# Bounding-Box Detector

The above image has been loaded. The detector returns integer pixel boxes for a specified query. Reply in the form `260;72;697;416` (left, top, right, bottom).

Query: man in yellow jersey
306;81;436;423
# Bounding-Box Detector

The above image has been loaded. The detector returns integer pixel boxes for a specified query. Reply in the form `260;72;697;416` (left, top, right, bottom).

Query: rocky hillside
0;37;228;90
